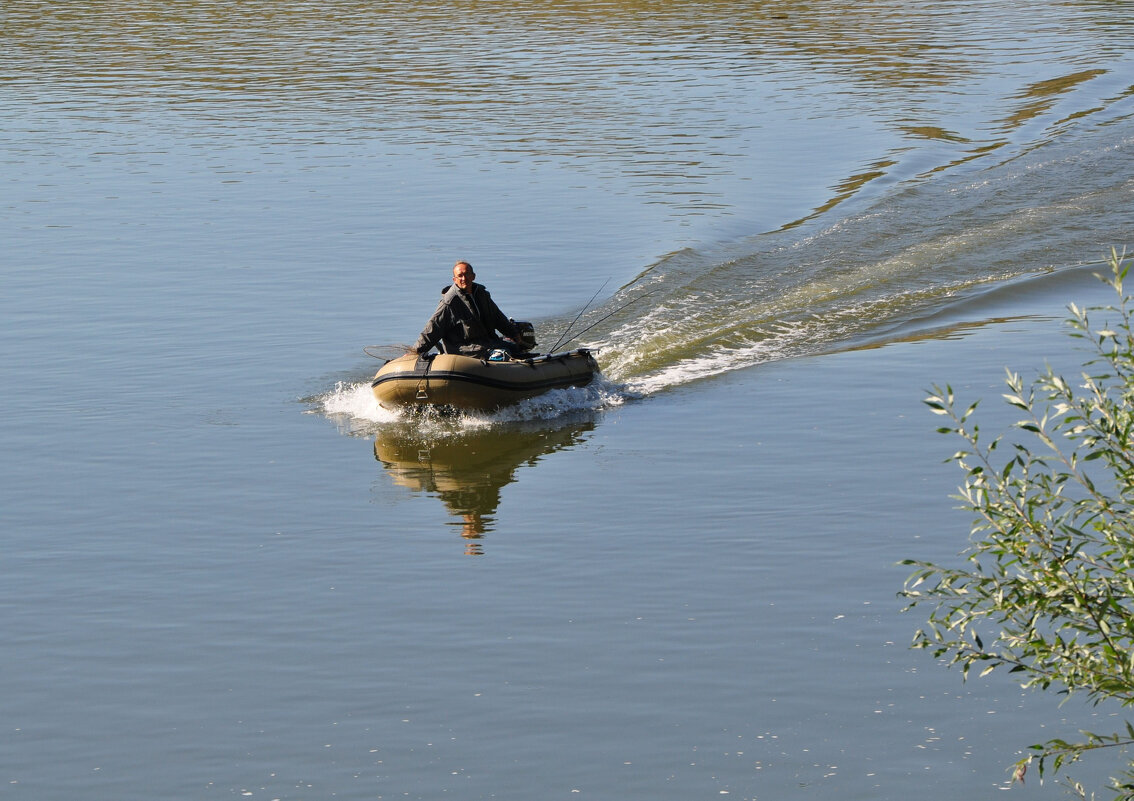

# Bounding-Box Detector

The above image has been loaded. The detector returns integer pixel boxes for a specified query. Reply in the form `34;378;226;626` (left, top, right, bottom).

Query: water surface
3;1;1133;798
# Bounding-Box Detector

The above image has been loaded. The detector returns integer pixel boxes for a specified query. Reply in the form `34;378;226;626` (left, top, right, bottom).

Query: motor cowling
512;320;537;352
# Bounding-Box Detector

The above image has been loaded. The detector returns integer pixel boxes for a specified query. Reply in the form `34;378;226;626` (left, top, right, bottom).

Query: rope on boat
364;345;414;361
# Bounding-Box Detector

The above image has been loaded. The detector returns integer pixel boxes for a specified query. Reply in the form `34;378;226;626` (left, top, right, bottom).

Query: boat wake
315;116;1131;432
566;123;1134;396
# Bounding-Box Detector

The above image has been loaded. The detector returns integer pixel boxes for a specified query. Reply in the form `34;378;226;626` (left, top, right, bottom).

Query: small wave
469;378;630;424
320;380;396;423
313;374;629;435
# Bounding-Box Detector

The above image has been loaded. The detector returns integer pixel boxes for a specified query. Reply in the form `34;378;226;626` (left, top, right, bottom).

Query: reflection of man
460;512;489;538
429;478;500;556
459;513;488;556
413;261;521;357
373;418;594;554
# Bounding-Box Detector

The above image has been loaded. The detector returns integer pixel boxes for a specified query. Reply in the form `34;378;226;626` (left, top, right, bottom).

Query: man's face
453;263;475;291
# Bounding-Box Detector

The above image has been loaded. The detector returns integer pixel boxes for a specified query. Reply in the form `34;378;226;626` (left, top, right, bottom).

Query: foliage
901;249;1134;798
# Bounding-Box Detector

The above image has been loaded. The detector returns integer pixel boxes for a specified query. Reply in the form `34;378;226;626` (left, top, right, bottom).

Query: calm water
3;1;1134;798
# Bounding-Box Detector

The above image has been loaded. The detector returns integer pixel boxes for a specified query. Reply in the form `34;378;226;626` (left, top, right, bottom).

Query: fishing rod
549;290;657;354
544;277;611;355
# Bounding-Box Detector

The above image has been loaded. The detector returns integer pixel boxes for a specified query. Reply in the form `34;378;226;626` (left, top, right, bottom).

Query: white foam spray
313;374;629;435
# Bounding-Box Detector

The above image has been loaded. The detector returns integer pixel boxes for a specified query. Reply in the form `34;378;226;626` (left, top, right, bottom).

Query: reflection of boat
371;350;599;411
373;417;595;552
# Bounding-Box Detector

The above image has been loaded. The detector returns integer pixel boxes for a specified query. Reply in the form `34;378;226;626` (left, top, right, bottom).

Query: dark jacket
413;282;520;355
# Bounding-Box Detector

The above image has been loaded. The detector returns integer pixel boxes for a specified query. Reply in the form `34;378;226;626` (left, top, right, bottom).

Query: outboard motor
511;320;538;353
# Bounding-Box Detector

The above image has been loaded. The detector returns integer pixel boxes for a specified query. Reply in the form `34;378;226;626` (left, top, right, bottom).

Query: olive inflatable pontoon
371;349;599;412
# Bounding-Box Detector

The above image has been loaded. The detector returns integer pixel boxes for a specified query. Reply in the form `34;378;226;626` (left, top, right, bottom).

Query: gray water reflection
7;0;1133;225
373;416;596;553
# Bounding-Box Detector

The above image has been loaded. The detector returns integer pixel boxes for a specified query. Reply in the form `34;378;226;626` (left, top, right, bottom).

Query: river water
3;1;1133;799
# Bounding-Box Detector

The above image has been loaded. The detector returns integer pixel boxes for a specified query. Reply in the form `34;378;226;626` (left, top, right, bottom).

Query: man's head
452;261;475;292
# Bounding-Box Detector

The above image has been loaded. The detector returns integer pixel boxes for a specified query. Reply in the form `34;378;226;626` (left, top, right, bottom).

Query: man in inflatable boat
412;261;536;358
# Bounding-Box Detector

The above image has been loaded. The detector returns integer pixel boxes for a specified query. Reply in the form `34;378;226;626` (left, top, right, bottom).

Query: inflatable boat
371;349;600;412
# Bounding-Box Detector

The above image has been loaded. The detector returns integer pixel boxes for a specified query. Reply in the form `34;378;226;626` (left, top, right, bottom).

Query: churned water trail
581;122;1134;395
319;113;1132;427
